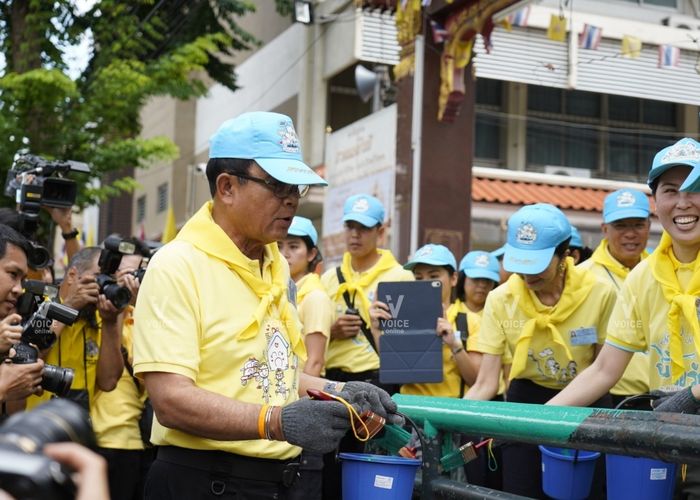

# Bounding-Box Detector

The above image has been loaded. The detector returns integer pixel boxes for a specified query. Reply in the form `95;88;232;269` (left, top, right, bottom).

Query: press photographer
25;242;127;412
0;398;109;500
0;224;45;407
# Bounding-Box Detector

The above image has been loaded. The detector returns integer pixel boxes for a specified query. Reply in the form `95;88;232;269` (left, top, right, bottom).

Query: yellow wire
320;391;372;442
487;439;498;471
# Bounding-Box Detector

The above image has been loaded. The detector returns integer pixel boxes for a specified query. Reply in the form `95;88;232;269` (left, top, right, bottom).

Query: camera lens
41;364;74;397
0;398;96;453
103;283;131;309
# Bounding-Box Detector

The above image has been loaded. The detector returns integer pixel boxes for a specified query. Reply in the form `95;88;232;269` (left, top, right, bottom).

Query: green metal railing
382;395;700;499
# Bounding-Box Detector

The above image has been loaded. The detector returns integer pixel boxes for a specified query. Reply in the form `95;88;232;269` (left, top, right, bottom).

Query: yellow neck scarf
336;249;400;325
590;239;648;279
295;272;325;305
509;258;596;380
177;203;306;360
648;232;700;382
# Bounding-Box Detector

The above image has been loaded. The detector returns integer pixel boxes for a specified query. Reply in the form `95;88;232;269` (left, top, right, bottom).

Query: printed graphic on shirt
527;348;578;385
86;338;100;363
649;330;700;390
238;324;299;403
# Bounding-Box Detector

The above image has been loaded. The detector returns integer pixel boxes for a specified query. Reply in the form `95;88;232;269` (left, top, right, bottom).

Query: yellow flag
161;206;177;243
547;14;567;42
621;35;641;58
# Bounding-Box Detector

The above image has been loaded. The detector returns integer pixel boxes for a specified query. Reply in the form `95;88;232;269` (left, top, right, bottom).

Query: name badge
570;327;597;346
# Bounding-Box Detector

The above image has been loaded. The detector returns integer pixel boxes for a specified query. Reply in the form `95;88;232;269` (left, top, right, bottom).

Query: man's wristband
258;404;269;439
452;347;465;356
61;228;79;240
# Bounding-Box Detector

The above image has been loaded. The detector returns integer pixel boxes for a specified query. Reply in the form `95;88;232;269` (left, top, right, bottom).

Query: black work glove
281;395;364;453
651;387;700;414
329;381;404;425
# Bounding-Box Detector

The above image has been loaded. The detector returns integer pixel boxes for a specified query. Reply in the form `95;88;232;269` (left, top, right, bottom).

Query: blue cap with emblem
209;111;327;186
569;226;583;249
287;216;318;246
459;251;500;283
343;194;385;228
603;189;650;223
404;244;457;271
647;137;700;190
504;203;572;275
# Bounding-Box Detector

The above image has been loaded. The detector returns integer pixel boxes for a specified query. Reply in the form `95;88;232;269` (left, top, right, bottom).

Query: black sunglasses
228;172;309;199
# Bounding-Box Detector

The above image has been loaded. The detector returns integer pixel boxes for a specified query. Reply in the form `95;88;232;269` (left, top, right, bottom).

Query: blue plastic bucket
539;446;600;500
606;454;676;500
339;452;421;500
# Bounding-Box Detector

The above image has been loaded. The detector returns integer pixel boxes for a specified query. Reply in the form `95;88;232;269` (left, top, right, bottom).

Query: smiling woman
547;137;700;498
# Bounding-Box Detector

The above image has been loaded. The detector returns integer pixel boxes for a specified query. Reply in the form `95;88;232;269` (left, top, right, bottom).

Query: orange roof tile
472;176;613;212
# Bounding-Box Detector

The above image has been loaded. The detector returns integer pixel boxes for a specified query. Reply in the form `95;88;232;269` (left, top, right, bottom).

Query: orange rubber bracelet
258;404;269;439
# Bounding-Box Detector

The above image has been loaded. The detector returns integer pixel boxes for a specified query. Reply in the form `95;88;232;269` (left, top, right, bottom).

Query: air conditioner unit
544;165;592;178
662;15;700;31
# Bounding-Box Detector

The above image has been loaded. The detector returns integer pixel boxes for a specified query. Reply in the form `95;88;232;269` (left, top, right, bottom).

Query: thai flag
430;20;448;44
579;24;602;50
508;7;530;27
658;45;680;68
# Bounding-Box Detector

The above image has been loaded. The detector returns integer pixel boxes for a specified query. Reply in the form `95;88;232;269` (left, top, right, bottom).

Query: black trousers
501;379;612;499
98;447;151;500
145;446;301;500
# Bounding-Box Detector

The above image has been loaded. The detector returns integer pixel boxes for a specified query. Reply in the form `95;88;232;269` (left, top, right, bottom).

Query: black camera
4;154;89;236
96;235;136;309
11;284;80;397
0;398;96;500
131;267;146;283
345;307;360;317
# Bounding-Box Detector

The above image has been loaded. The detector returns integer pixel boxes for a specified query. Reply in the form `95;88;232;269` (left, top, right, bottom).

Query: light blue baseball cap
343;194;385;227
504;203;572;275
209;112;327;186
459;250;500;283
648;137;700;189
404;244;457;271
603;189;650;223
491;244;506;260
569;226;583;249
287;216;318;246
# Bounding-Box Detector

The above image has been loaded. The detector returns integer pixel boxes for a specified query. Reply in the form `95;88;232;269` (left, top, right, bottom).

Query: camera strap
335;267;378;354
456;312;469;398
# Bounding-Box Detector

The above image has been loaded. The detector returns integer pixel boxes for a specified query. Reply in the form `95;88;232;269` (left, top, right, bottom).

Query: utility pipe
394;394;700;464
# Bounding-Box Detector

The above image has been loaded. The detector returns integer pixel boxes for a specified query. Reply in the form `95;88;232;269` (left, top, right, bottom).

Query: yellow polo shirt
321;256;413;373
133;203;302;459
578;244;650;397
26;315;101;410
296;273;333;376
91;308;145;450
606;257;699;391
475;276;617;390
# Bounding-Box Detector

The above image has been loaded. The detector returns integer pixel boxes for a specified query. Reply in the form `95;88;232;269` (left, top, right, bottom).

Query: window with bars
157;183;168;213
136;195;146;223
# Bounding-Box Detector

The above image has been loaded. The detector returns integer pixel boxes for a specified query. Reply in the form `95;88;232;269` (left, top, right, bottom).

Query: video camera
96;235;136;309
11;281;80;396
0;398;96;500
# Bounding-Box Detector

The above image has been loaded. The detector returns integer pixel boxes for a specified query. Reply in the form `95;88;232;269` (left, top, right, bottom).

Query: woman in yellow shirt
456;250;500;318
466;203;616;498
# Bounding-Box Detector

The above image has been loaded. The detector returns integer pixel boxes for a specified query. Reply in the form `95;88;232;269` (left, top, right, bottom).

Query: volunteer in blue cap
568;226;592;264
578;188;652;408
466;203;617;498
133;112;400;499
549;137;700;498
457;251;500;316
320;192;412;499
